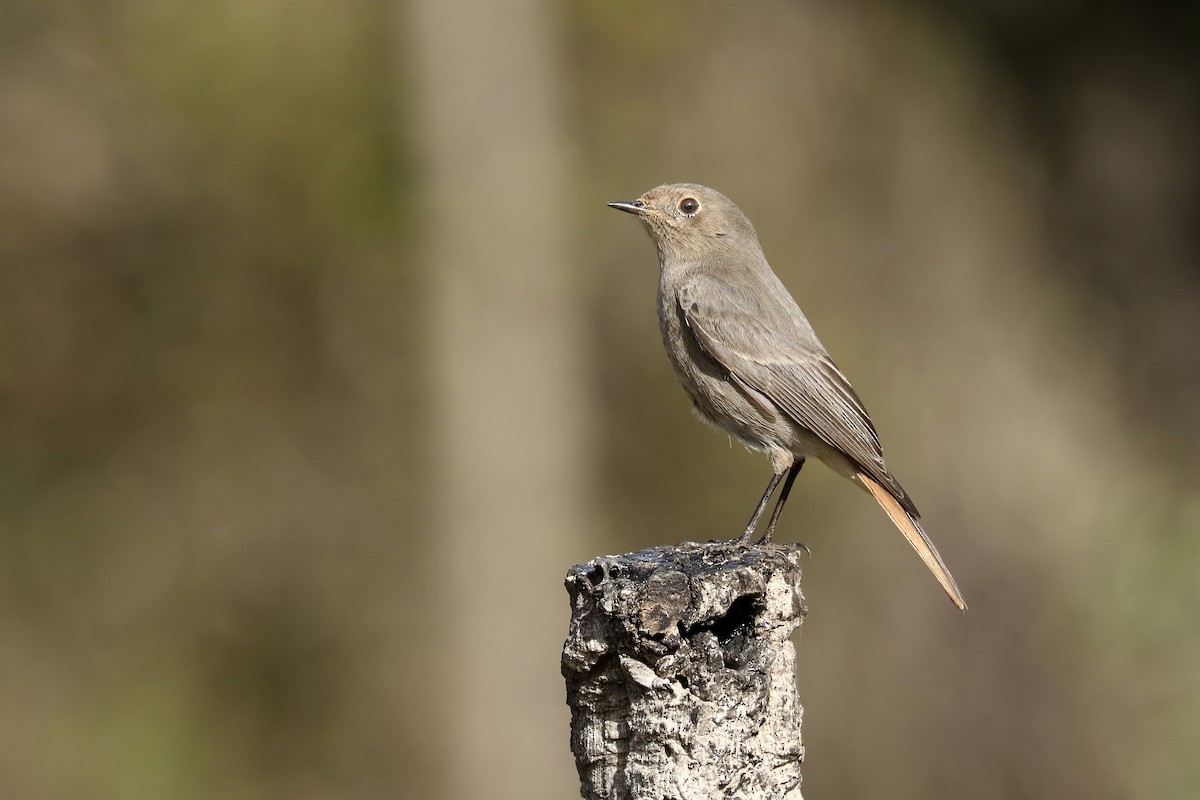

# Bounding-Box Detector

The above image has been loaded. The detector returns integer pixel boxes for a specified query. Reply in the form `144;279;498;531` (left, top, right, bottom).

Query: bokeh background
3;1;1198;798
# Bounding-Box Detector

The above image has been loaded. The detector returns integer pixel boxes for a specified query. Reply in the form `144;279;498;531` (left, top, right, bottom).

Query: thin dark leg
757;459;805;544
734;470;784;544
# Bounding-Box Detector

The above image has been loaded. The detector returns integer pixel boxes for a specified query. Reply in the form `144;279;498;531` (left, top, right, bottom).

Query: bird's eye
679;197;700;215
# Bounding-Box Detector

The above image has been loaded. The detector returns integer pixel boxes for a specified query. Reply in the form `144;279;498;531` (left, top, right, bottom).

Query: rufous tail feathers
859;473;967;612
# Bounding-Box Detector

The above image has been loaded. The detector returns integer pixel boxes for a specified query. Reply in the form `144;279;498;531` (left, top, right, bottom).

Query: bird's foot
732;527;756;546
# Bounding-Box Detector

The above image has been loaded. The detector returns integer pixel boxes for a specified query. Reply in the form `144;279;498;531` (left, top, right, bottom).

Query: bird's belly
662;334;802;456
659;285;820;457
686;370;808;452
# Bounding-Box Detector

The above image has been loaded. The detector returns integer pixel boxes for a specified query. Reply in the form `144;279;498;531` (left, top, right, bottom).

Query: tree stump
562;541;806;800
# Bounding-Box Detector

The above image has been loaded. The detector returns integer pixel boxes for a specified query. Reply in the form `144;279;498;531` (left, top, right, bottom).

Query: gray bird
609;183;966;612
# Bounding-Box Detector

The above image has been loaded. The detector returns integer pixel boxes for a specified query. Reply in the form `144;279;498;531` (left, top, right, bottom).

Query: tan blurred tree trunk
406;1;589;798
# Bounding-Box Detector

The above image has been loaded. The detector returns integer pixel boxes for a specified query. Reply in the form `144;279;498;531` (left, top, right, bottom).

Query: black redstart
609;183;966;611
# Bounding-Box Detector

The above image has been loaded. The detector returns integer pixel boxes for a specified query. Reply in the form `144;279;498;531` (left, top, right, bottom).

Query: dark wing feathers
678;275;918;516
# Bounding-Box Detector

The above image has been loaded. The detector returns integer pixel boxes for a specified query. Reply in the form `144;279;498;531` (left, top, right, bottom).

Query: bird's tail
859;473;967;612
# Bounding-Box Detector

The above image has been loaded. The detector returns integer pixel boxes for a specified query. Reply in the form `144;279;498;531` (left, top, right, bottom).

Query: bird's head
608;183;759;258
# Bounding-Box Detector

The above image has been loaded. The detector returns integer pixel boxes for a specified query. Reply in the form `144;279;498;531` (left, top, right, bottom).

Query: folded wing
677;274;918;517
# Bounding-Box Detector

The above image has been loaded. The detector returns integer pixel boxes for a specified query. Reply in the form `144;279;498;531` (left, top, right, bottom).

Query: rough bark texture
562;541;806;800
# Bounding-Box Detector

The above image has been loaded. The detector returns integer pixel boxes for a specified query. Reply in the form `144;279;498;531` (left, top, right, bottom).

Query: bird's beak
607;200;652;217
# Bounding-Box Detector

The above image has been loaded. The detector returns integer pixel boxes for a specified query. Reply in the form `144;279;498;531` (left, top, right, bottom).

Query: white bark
563;542;806;800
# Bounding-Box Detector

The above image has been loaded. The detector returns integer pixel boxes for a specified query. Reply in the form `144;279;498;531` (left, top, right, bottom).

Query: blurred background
2;0;1198;798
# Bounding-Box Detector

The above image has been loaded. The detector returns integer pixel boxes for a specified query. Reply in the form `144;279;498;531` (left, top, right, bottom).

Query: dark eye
679;197;700;215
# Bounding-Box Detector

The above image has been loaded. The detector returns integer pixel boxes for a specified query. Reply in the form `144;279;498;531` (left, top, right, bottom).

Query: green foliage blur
2;1;1198;799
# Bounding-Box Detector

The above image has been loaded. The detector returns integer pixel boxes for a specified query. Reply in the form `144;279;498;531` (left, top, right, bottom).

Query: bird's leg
735;470;784;545
757;459;804;544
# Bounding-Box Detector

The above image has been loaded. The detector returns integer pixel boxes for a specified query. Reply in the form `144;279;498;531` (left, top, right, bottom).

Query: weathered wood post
562;541;807;800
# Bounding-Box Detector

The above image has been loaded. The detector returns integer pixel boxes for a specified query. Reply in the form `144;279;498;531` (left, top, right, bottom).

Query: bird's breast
656;281;800;455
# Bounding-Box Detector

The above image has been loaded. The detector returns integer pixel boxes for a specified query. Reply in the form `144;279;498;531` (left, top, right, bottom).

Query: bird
608;183;966;611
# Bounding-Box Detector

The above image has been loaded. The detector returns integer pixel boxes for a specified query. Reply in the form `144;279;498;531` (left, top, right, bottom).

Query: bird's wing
677;274;918;515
